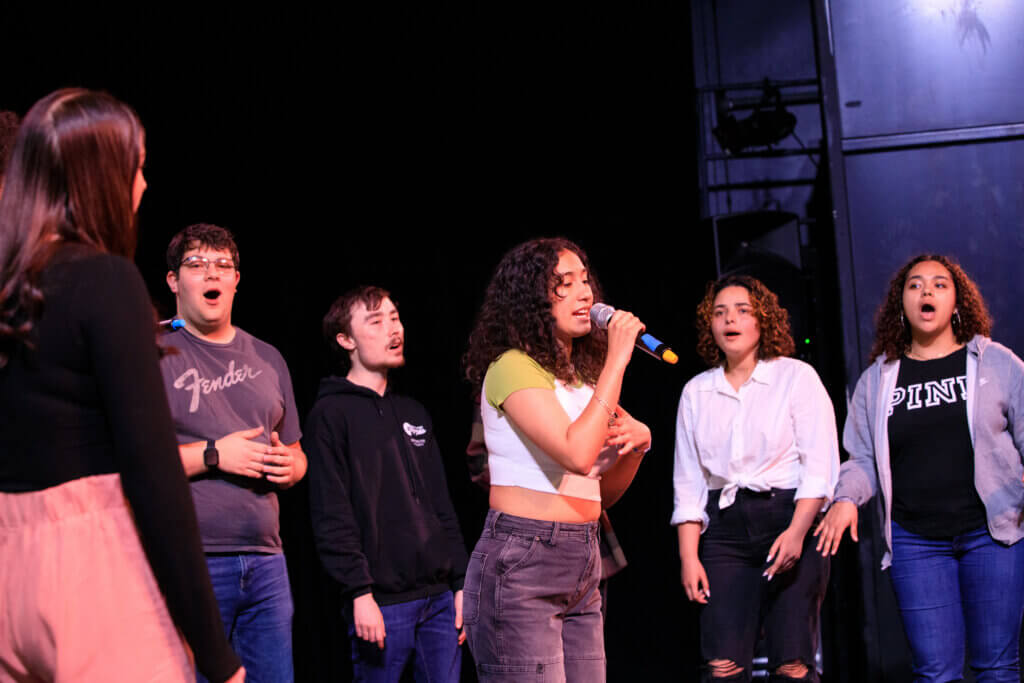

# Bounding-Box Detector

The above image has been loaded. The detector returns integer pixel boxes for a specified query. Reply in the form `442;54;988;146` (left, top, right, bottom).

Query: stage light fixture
712;81;798;155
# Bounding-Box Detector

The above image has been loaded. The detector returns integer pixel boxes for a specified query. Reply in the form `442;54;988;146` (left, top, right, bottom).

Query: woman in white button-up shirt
673;275;839;682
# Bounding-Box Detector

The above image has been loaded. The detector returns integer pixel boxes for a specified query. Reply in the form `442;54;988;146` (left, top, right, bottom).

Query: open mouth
573;307;590;320
725;331;740;338
921;303;935;313
203;289;221;301
387;337;403;351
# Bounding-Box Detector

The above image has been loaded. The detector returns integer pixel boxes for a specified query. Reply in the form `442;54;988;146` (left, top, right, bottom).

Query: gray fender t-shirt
160;327;301;553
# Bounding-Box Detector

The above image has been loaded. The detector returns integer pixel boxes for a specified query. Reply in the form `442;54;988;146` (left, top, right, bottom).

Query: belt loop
490;510;502;535
548;521;560;546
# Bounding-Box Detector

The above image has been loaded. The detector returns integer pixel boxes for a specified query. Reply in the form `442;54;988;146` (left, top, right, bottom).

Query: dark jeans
349;590;462;683
889;520;1024;683
464;510;604;682
699;489;827;683
197;552;294;683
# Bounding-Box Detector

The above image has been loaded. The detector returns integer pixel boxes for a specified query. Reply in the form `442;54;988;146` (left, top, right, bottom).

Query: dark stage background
3;4;710;681
9;3;1024;681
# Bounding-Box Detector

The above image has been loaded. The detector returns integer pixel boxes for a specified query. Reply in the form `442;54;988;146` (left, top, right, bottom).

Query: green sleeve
484;350;556;411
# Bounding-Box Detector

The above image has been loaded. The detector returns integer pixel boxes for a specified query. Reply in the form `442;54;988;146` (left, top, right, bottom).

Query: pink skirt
0;473;193;682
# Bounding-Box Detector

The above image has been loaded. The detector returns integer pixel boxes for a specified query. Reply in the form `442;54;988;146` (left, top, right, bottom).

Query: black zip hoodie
304;376;468;608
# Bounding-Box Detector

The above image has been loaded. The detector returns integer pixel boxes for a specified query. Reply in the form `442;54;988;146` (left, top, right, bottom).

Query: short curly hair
464;237;607;387
869;253;991;362
695;274;795;367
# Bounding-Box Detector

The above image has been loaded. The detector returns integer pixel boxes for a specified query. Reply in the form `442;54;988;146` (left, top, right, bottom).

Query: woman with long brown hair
816;254;1024;682
0;89;243;682
673;274;839;682
462;237;651;681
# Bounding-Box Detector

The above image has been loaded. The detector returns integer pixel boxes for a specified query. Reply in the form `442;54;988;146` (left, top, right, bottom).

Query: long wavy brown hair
869;253;991;362
0;89;143;369
695;274;795;367
464;238;608;387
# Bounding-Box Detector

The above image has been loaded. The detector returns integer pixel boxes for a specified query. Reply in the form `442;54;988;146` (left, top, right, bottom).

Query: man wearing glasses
160;223;306;683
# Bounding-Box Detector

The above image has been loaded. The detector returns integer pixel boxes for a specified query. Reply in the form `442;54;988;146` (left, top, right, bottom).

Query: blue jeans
197;553;294;683
464;510;604;682
889;521;1024;683
349;590;462;683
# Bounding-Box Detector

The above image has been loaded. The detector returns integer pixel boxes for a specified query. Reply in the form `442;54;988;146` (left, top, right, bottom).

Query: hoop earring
899;310;906;329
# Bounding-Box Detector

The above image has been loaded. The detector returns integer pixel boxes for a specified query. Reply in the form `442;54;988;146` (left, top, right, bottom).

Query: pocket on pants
463;550;487;626
479;661;560;682
494;535;552;623
496;534;540;577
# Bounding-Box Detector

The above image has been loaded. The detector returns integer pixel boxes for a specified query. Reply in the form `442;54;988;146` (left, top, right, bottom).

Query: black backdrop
2;4;719;680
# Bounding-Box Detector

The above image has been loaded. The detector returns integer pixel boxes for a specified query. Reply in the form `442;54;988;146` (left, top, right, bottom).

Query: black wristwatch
203;439;219;469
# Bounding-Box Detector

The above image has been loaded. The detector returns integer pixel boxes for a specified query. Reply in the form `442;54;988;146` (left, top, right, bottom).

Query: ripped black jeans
698;489;828;682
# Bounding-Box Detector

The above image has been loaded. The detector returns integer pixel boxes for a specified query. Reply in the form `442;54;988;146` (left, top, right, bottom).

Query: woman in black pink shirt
816;254;1024;682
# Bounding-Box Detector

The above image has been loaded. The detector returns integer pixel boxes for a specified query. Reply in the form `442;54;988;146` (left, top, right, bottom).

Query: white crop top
482;350;618;502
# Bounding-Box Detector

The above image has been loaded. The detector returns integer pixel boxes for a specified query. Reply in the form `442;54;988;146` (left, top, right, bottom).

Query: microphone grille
589;303;615;329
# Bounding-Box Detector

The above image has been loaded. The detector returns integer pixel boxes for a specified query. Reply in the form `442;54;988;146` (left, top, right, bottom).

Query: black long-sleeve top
0;243;240;682
305;376;468;608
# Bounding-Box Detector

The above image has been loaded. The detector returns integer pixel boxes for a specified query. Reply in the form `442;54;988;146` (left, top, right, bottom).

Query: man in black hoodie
305;285;468;683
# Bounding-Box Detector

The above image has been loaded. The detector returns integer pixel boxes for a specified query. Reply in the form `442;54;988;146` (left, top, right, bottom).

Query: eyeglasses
180;256;236;274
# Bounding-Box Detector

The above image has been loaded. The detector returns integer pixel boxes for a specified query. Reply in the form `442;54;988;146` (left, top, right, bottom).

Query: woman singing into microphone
673;275;839;682
462;237;651;682
815;254;1024;682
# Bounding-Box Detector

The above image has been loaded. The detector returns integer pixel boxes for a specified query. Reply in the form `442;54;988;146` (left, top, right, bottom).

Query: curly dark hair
869;253;991;362
695;274;795;367
464;238;607;387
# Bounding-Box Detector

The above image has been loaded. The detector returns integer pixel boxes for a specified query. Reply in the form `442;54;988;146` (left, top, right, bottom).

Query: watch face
204;446;218;468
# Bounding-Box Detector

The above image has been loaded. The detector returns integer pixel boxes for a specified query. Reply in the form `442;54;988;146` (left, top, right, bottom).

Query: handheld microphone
589;303;678;365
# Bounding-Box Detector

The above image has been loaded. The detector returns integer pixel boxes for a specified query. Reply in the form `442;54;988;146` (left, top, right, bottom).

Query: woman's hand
606;406;651;456
604;309;645;370
677;522;708;603
813;500;858;557
762;497;823;579
764;527;806;580
681;556;710;604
